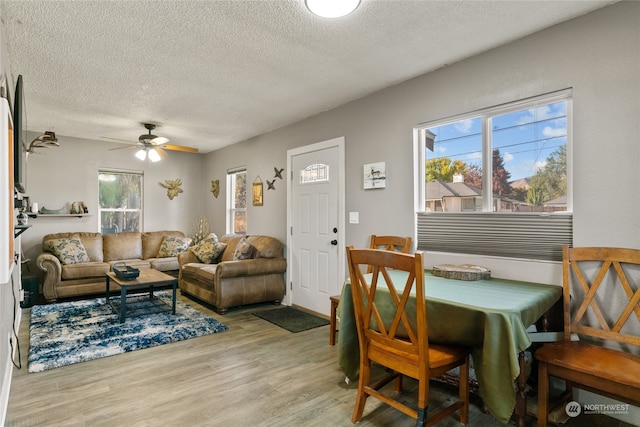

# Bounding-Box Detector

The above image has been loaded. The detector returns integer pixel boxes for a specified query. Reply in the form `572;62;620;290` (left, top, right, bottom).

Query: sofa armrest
216;258;287;278
37;253;62;301
178;251;199;266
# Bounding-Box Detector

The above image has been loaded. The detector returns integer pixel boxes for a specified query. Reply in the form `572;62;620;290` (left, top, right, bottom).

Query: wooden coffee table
105;269;177;323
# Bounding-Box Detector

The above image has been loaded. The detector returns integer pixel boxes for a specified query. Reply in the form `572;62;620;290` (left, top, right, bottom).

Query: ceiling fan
104;123;198;162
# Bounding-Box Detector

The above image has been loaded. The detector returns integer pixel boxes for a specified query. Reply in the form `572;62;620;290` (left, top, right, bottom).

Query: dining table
337;270;562;425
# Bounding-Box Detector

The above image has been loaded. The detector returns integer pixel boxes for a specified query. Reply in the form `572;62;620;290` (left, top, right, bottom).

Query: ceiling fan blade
163;144;198;153
156;147;168;159
108;145;138;151
102;136;137;144
151;136;169;145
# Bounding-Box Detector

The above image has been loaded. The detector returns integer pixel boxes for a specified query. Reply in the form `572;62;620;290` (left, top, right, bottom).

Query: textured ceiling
2;0;614;154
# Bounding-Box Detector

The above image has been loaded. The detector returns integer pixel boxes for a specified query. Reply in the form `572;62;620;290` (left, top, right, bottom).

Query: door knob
330;240;338;246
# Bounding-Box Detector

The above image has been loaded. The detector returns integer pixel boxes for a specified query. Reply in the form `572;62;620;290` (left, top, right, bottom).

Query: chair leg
352;360;371;423
458;355;470;424
416;375;429;427
329;295;339;346
537;362;549;427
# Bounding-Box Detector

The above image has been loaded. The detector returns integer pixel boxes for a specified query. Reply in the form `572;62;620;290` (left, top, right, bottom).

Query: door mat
252;306;329;333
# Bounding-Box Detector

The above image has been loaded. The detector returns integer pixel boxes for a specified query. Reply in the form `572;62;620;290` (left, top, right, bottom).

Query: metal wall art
160;179;183;200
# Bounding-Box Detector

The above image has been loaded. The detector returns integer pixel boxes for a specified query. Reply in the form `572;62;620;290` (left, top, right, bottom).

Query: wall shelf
36;214;91;218
14;224;32;238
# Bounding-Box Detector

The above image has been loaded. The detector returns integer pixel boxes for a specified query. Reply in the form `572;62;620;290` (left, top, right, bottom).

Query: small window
300;163;329;184
227;168;247;234
98;170;143;234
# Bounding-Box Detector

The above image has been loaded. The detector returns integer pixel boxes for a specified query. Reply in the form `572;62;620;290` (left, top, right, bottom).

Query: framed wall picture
252;176;263;206
363;162;386;189
0;98;15;283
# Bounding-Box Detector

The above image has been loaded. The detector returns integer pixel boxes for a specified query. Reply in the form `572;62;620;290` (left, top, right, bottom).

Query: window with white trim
226;167;246;234
98;170;143;234
415;90;573;261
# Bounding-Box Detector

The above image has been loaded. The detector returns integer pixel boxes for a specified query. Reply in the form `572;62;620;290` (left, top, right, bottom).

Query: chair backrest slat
367;235;412;274
347;246;427;360
563;245;640;347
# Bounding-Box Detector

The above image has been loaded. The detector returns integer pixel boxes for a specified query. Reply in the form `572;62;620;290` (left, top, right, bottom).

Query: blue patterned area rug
28;292;228;373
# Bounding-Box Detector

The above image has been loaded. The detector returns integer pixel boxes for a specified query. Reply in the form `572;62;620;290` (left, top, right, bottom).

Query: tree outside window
98;171;142;234
227;169;246;234
423;95;569;213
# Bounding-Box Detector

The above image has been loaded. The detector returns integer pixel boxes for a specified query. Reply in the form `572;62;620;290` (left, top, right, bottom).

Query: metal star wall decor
267;179;276;190
274;167;284;179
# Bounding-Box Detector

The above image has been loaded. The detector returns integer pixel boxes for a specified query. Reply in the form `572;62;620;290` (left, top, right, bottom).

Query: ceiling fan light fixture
148;148;161;162
135;149;147;161
305;0;360;18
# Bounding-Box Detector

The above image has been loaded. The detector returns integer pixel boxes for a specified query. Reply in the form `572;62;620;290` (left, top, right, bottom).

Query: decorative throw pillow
44;235;91;265
233;236;259;260
190;233;227;264
156;236;192;258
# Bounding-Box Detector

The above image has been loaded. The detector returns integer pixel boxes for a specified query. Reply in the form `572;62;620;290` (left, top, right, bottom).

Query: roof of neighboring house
426;180;482;200
544;195;567;206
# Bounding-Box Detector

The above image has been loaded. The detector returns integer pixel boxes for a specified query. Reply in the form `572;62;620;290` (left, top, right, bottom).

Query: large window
226;167;246;234
98;170;143;234
415;90;573;261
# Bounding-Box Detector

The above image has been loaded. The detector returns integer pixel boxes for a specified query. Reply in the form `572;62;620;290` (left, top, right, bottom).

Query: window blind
416;212;572;261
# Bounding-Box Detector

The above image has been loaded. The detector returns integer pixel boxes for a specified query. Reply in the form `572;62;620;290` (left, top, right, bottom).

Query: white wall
0;4;21;424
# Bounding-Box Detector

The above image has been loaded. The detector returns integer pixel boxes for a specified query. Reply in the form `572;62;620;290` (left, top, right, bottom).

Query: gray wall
20;135;204;271
203;2;640;284
2;1;639;423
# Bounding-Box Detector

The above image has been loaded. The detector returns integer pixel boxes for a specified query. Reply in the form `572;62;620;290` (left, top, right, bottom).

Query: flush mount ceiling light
305;0;360;18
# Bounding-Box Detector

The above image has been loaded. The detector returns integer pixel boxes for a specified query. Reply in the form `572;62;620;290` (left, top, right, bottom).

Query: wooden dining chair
346;245;470;426
535;245;640;427
367;234;412;273
329;235;412;345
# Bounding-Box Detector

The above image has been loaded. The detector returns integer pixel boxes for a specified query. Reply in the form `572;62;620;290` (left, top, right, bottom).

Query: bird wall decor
160;179;183;200
27;131;59;154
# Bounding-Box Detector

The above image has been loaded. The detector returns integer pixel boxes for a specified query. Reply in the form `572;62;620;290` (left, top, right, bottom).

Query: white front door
287;137;345;316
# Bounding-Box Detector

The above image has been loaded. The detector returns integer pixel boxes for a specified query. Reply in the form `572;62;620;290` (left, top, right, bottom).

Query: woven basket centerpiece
432;264;491;281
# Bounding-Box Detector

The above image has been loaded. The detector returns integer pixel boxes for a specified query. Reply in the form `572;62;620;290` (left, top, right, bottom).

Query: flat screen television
13;74;26;193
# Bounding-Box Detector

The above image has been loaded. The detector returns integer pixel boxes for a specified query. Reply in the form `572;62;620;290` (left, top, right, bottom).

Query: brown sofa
37;230;187;302
178;234;287;314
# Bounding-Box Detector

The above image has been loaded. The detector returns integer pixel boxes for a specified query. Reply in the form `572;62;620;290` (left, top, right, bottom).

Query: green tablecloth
337;271;561;424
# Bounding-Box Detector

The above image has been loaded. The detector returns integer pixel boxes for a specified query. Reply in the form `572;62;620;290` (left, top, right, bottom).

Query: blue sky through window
427;101;567;182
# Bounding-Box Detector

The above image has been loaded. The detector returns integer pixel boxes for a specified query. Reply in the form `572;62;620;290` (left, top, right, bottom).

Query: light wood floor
6;293;633;427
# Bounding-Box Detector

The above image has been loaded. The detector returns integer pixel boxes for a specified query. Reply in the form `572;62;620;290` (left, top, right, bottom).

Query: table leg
172;280;177;315
106;275;111;301
149;285;154;299
516;351;527;427
119;285;126;323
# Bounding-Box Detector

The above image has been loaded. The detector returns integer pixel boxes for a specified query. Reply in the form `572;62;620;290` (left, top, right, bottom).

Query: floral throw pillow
156;236;192;258
233;236;259;260
190;233;227;264
44;235;91;265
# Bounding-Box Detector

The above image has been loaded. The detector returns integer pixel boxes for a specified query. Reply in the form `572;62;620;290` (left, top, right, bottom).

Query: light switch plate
349;212;359;224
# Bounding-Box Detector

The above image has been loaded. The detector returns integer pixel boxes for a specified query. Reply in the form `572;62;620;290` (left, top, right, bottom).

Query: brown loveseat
37;230;187;302
178;234;287;314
